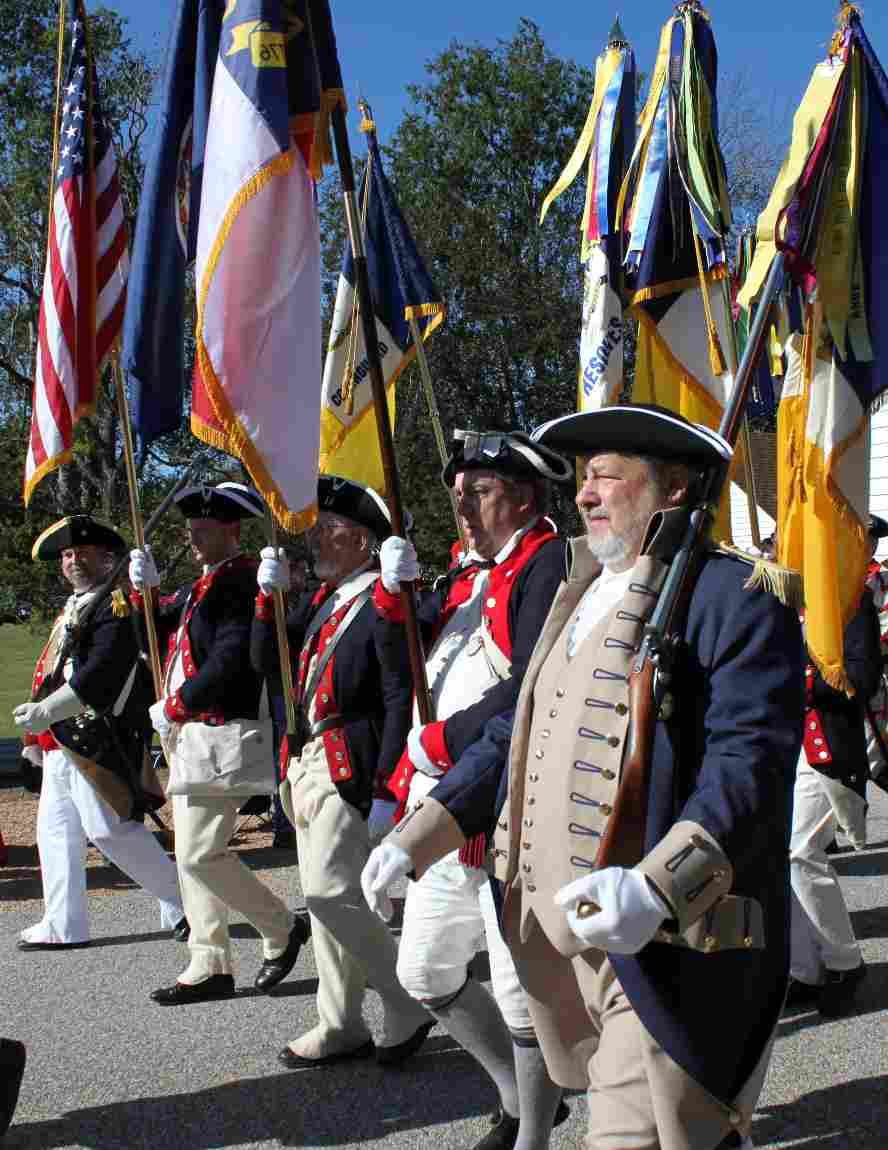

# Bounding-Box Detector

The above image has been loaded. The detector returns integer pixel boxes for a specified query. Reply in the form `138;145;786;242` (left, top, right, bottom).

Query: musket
593;254;786;875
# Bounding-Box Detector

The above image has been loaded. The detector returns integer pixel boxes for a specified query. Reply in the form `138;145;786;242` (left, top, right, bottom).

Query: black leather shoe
172;917;190;943
375;1019;435;1067
272;829;298;850
784;977;821;1009
818;962;867;1018
150;974;235;1005
254;916;311;992
277;1038;374;1069
239;795;271;816
473;1099;570;1150
0;1038;26;1137
17;939;90;952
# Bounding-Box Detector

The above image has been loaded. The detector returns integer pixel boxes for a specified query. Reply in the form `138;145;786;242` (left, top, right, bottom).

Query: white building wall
870;404;888;560
729;413;888;558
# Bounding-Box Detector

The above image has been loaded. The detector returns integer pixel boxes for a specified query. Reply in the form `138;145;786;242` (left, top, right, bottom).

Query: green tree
320;20;594;565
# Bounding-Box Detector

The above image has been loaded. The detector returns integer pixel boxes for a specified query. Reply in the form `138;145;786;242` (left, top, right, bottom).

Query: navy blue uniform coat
424;551;805;1104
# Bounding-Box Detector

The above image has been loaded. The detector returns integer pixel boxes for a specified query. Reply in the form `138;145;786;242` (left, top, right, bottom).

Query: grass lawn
0;624;46;738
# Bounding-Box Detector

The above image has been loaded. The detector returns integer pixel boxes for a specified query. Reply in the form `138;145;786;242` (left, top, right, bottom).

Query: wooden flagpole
357;101;465;550
717;277;764;550
303;1;431;722
266;515;299;744
324;127;432;720
112;352;164;696
45;1;67;259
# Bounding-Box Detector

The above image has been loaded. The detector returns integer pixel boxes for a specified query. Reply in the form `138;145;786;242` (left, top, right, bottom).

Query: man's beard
582;507;651;568
585;529;632;566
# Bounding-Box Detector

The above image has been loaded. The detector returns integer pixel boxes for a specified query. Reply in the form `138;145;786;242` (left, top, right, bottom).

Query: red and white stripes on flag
24;1;128;504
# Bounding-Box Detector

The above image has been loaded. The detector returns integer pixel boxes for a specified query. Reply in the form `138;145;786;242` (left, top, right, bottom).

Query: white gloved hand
379;536;420;593
554;867;668;955
257;546;290;595
13;683;83;735
366;798;397;842
361;842;412;921
129;546;160;591
148;699;174;742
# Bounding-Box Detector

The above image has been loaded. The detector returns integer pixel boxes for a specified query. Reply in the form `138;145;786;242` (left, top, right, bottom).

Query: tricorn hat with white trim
442;429;574;488
531;404;732;471
317;476;392;540
174;481;266;522
32;515;126;561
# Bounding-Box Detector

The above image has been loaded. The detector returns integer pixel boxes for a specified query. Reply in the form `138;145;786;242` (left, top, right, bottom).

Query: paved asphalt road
2;786;888;1150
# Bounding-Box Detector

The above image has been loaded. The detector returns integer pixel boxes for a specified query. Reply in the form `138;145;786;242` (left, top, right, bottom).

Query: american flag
24;1;129;504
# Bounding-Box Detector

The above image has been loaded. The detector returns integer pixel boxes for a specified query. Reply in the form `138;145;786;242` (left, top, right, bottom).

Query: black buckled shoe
172;917;190;943
17;939;90;952
818;962;867;1018
784;977;820;1009
472;1098;570;1150
150;974;235;1005
254;916;311;993
278;1038;374;1069
375;1019;436;1068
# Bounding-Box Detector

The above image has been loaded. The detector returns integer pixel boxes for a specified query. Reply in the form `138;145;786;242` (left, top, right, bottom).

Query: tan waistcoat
492;544;667;957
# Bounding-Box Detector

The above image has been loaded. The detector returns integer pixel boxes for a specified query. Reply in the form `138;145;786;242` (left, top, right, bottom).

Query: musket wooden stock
595;657;656;870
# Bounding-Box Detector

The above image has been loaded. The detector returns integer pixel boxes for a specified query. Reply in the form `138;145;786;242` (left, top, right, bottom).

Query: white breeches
397;775;531;1033
27;747;182;945
288;740;428;1053
789;758;862;983
172;793;293;981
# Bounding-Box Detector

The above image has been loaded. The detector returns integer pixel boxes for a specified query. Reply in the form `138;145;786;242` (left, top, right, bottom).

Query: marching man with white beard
364;406;806;1150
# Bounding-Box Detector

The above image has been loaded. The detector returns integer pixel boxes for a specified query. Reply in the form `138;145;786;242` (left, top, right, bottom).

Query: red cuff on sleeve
372;578;406;622
420;720;453;772
386;746;414;809
164;692;193;723
255;592;274;621
129;590;145;611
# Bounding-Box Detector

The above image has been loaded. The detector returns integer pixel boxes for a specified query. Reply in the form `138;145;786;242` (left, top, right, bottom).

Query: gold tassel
717;544;805;610
693;234;727;376
111;589;131;618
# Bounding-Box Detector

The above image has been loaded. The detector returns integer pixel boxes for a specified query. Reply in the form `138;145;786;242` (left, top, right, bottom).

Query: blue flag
121;0;224;451
319;121;445;492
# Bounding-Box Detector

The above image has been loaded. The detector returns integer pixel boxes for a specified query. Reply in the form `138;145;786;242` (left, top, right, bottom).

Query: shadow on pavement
849;906;888;941
832;848;888;878
752;1073;888;1150
4;1049;501;1149
1;857;146;903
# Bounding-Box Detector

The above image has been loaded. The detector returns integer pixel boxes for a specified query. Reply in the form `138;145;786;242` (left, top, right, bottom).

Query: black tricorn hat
869;514;888;540
441;429;574;488
531;404;732;471
174;481;266;522
317;476;392;540
32;515;126;561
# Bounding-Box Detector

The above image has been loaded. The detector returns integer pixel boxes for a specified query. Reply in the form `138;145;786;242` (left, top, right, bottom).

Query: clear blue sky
108;0;888;146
